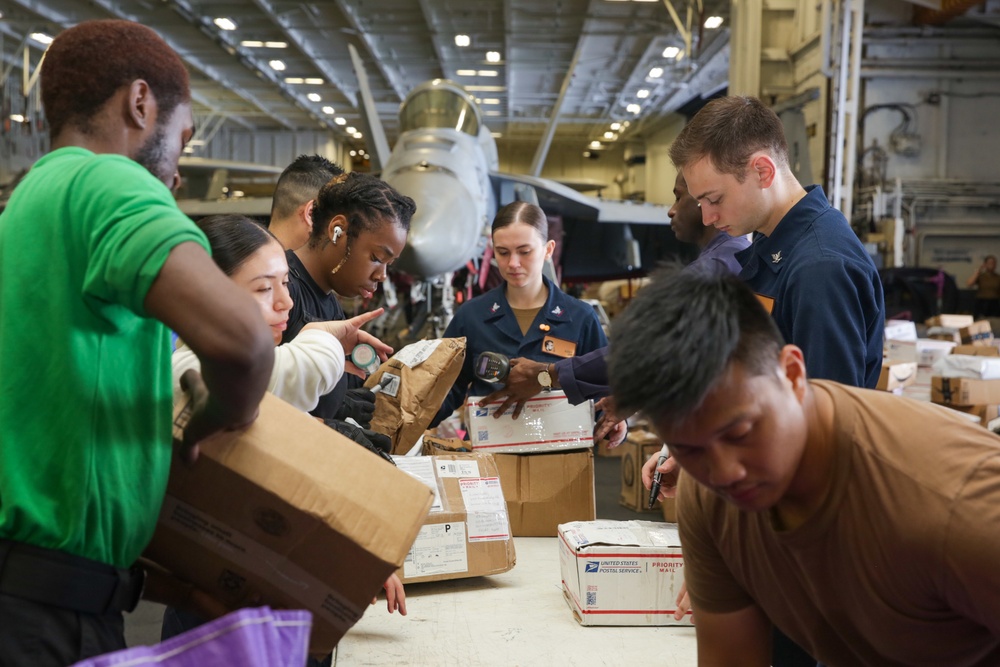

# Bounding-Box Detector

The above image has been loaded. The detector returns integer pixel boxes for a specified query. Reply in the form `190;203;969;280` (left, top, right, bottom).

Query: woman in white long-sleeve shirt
166;215;405;646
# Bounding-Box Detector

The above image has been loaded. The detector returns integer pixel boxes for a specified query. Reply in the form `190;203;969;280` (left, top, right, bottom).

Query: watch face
537;370;552;388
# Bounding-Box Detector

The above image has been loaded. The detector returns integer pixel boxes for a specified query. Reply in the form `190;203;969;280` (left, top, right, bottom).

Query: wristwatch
537;364;553;392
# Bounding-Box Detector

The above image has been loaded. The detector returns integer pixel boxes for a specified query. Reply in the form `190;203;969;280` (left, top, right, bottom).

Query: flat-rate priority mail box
558;520;691;627
393;453;516;584
466;390;594;454
147;393;435;655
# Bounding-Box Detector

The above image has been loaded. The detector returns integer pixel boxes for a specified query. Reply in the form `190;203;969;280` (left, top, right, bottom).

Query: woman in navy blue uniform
432;201;607;425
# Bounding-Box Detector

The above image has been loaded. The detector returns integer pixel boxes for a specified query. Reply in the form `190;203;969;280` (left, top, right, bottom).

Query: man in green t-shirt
0;20;275;665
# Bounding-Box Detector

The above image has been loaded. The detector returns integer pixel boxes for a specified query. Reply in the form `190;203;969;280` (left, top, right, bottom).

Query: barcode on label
478;430;489;441
586;592;597;606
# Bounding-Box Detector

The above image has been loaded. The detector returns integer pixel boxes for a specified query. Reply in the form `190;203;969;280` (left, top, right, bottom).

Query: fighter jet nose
388;170;484;277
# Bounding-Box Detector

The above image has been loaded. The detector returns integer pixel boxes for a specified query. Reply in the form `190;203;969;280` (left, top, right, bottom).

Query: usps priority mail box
467;391;594;454
558;520;692;626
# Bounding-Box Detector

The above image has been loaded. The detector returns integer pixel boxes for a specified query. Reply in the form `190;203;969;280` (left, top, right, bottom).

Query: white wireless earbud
331;226;344;244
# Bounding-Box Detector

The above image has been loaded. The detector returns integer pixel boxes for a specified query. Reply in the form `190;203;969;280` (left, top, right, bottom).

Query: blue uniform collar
737;185;831;275
483;275;575;344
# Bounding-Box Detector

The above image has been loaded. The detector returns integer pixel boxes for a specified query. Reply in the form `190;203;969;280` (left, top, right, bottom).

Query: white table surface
333;537;697;666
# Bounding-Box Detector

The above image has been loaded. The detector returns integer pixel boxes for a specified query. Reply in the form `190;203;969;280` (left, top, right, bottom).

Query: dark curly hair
41;20;190;137
308;172;416;247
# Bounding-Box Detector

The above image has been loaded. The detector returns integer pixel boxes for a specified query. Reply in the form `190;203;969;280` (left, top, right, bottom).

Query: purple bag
72;607;312;667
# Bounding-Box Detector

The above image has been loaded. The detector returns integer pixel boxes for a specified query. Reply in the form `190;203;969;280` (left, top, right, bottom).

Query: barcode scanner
474;351;511;383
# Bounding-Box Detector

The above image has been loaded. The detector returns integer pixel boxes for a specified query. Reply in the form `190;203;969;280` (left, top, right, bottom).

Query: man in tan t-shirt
608;266;1000;667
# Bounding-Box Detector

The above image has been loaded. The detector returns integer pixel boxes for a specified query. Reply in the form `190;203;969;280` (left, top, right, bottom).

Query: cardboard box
619;437;666;513
926;314;974;328
147;393;434;654
367;338;466;455
949;404;1000;426
558;520;691;626
931;377;1000;406
927;328;961;344
467;391;594;454
876;360;918;392
960;320;994;345
393;453;516;584
494;449;596;536
952;345;1000;357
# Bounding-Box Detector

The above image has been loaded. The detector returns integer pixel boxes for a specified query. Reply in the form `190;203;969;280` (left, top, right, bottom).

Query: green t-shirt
0;147;209;568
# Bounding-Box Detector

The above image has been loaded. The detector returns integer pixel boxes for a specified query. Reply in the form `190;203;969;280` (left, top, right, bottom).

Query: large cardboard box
876;360;918;392
494;449;596;536
393;453;516;584
559;520;691;626
147;393;435;654
466;391;594;454
931;377;1000;406
619;435;666;513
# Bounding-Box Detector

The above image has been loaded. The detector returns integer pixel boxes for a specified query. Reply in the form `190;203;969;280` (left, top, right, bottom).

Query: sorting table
334;537;696;666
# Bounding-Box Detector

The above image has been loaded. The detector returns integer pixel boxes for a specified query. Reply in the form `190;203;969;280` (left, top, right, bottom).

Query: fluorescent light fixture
241;40;264;47
627;103;641;114
307;93;321;102
322;106;335;114
610;122;621;131
9;114;24;123
491;132;503;138
269;60;286;71
183;146;194;153
455;34;470;47
704;15;724;28
483;98;501;105
477;70;498;77
637;89;650;99
474;98;482;103
604;131;615;139
29;32;53;45
456;69;477;76
187;139;206;146
346;126;357;134
590;140;601;149
649;67;663;78
305;78;324;85
484;111;501;116
353;132;363;139
486;51;501;63
663;46;681;58
466;85;506;92
350;150;357;156
335;117;347;125
213;17;237;31
285;77;304;84
265;41;288;48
